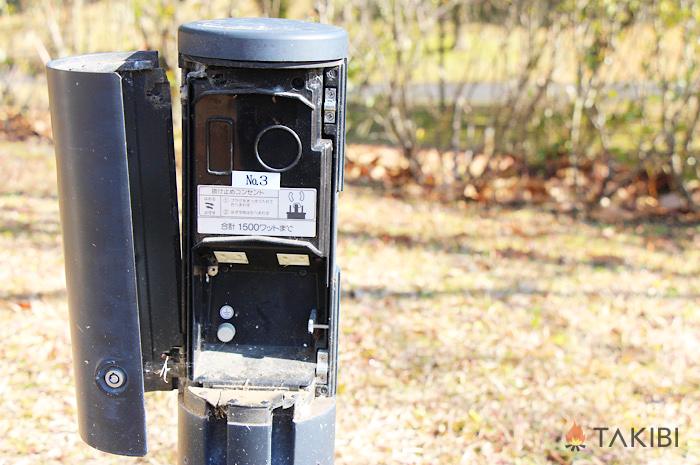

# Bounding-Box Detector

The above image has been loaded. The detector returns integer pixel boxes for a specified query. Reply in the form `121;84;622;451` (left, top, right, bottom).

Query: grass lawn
1;139;700;465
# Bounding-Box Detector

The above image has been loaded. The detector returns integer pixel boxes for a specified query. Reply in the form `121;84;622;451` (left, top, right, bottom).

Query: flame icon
565;420;586;452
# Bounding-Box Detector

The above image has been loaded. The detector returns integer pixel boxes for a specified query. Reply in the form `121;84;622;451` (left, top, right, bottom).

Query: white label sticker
231;170;280;190
197;185;317;237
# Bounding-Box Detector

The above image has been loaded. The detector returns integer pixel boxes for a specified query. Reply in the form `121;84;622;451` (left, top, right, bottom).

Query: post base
178;386;335;465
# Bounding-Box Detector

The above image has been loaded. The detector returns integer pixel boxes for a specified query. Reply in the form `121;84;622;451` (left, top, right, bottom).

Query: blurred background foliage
2;5;700;464
1;0;700;216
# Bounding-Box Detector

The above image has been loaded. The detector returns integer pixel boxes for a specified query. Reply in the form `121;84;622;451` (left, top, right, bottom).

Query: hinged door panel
47;51;182;456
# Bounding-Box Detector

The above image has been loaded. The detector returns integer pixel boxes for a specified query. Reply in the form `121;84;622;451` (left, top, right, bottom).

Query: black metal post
46;18;348;465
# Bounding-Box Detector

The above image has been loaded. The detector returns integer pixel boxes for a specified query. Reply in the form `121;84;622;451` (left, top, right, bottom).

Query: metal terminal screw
219;304;234;319
104;368;126;389
323;87;337;123
207;265;218;277
324;111;336;123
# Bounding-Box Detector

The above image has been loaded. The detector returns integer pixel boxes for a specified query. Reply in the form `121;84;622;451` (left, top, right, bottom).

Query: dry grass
1;139;700;465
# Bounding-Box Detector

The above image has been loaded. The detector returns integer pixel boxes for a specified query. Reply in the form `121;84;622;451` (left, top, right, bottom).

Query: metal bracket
315;350;329;385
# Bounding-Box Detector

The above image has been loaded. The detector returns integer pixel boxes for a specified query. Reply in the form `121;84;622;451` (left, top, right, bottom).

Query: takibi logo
565;420;586;452
562;419;680;451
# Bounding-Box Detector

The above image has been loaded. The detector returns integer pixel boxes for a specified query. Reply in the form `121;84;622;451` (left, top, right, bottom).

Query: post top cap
178;18;348;63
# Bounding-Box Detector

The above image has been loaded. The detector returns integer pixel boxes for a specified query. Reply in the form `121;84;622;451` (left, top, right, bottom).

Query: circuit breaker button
217;323;236;342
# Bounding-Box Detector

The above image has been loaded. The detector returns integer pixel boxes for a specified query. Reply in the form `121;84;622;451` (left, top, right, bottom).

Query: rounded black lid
178;18;348;63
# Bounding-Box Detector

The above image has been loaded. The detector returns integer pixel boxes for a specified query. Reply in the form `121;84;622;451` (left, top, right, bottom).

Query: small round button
104;368;126;388
219;305;234;319
217;323;236;343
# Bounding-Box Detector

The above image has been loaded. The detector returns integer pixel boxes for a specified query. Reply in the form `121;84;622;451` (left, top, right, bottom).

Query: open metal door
47;51;182;456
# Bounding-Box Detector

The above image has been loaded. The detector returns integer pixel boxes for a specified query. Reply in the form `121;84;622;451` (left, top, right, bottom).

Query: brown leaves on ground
345;145;700;221
0;108;52;142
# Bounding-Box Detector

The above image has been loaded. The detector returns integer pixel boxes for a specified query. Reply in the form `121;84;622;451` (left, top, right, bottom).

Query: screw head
219;305;234;319
104;368;126;389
